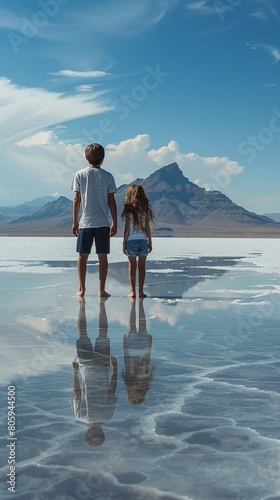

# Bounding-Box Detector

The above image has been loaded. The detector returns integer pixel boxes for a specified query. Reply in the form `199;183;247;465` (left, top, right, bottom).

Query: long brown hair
121;184;155;232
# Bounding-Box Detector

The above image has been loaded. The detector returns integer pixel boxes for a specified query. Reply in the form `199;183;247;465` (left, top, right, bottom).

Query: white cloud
119;172;136;183
105;135;244;193
107;134;151;155
0;7;23;30
1;0;177;48
16;130;61;147
250;2;278;20
76;84;97;92
147;139;179;164
250;9;267;20
106;135;152;184
0;77;114;204
247;43;280;63
48;192;61;198
185;1;219;15
186;1;208;10
51;70;109;78
147;139;243;190
0;77;112;145
10;135;85;192
66;0;176;37
265;45;280;63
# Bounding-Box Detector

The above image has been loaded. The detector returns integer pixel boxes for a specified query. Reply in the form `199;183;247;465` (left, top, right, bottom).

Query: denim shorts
126;239;148;257
76;227;110;254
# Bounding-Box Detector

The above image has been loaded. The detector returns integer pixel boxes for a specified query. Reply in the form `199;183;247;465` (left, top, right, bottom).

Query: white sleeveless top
127;215;147;241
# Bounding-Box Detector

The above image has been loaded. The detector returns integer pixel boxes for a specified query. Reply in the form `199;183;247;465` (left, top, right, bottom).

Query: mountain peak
145;162;190;189
163;162;180;171
158;162;184;177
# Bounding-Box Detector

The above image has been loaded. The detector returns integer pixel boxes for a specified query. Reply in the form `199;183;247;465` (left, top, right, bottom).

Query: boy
72;298;118;447
71;143;117;297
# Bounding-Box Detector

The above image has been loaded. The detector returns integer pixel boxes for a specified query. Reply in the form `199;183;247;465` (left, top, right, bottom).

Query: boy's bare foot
76;290;85;297
128;291;136;298
139;293;147;298
99;290;111;298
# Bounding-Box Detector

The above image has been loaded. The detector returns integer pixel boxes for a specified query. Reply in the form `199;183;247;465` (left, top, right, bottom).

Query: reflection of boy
122;299;155;405
72;299;117;446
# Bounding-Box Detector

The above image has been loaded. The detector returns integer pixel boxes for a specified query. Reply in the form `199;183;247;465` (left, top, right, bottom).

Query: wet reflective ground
1;255;280;500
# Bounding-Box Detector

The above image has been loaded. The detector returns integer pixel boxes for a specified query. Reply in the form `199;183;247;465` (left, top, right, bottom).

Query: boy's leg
138;256;147;298
77;297;87;336
98;298;109;338
95;227;111;297
98;254;110;297
128;256;137;298
77;253;89;297
76;229;94;297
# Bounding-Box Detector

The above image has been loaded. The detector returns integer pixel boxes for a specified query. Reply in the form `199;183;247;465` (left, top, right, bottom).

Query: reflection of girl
121;184;155;298
122;299;155;405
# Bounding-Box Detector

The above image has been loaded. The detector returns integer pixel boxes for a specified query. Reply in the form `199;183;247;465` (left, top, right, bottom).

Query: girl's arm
123;216;130;255
145;216;152;253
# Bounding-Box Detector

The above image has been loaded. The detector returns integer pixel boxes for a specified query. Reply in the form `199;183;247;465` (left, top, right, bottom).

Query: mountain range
263;213;280;223
1;163;279;236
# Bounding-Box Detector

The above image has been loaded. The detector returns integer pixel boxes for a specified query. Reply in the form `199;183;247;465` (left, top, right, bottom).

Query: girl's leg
138;256;147;298
128;256;137;298
128;297;137;332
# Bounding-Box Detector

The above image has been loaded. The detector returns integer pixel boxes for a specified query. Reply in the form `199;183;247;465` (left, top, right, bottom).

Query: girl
121;184;155;298
122;298;155;405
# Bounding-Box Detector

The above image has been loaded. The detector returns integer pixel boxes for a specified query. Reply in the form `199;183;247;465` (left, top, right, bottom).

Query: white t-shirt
71;166;117;228
72;363;117;424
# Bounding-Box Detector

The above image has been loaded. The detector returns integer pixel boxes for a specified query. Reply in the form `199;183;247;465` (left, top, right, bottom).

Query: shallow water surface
0;238;280;499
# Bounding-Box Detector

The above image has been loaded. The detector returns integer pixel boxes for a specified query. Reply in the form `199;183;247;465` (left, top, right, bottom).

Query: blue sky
0;0;279;213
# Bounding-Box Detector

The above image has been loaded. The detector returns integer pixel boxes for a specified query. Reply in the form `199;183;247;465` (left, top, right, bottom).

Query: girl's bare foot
139;292;147;298
76;289;85;297
128;291;136;298
99;290;111;298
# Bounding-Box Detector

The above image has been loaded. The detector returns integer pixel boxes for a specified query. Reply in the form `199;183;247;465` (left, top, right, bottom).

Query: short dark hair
85;143;105;166
85;426;105;447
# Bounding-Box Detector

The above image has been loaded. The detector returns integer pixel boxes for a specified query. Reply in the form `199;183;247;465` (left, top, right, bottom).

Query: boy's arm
145;216;152;252
123;217;130;254
108;193;117;236
72;360;81;399
72;191;81;236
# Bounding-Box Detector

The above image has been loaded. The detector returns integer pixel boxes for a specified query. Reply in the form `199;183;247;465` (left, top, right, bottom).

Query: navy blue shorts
126;239;148;257
76;337;110;367
76;227;110;254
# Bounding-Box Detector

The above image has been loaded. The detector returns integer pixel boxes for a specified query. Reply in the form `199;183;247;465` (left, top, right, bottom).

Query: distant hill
1;163;279;236
7;196;72;232
0;195;59;221
263;213;280;223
